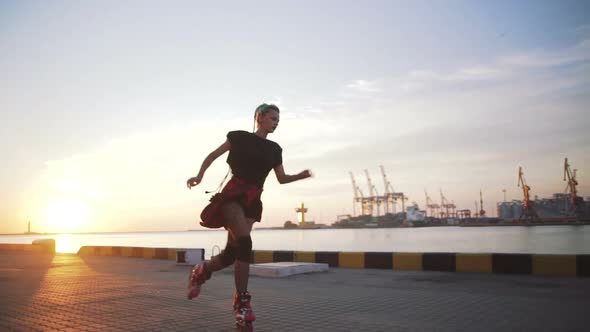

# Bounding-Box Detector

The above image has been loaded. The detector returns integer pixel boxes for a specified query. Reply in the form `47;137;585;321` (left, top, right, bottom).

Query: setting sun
44;198;90;232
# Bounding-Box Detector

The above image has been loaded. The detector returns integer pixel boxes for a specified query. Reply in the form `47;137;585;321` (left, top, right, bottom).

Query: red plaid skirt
199;176;263;229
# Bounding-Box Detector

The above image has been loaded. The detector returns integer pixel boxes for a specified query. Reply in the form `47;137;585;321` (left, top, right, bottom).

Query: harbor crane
349;172;372;216
518;166;538;219
456;208;471;219
380;165;395;214
365;169;383;216
439;189;456;218
424;189;440;217
450;200;457;218
563;157;579;214
380;165;406;214
349;172;360;216
479;189;486;217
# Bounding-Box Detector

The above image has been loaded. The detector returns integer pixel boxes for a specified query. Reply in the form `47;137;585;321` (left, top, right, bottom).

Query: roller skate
187;261;209;300
234;291;255;329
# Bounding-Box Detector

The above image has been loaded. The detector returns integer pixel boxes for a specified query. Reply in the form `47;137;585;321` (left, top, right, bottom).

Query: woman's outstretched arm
187;139;230;189
273;165;312;184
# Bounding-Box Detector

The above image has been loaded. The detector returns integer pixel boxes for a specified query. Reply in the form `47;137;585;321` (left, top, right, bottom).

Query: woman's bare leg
222;202;254;293
233;218;255;292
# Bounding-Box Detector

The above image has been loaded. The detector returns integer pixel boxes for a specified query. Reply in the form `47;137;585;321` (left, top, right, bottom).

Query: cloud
574;24;590;37
398;36;590;94
447;65;506;81
268;96;284;108
346;79;381;93
499;37;590;68
407;67;505;82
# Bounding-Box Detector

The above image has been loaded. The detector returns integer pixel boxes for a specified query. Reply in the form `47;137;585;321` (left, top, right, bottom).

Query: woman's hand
186;175;202;189
300;170;313;179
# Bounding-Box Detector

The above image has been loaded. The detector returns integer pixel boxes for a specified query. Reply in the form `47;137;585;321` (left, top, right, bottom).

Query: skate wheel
235;321;253;331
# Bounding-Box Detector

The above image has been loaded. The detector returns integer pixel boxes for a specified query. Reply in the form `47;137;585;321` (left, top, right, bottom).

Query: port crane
518;166;538;219
439;189;456;218
424;189;440;217
456;209;471;219
563;157;579;215
350;172;360;216
380;165;395;214
365;169;383;216
380;165;406;214
349;172;372;216
479;189;486;217
450;200;457;218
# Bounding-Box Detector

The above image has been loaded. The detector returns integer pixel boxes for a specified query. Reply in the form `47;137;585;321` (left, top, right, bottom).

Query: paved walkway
1;250;589;331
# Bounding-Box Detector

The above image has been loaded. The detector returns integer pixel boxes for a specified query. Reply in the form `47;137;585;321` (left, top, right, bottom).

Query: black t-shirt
226;130;283;187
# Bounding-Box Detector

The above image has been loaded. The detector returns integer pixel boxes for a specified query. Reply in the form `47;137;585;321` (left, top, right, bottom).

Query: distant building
497;201;516;219
497;193;589;219
406;204;426;222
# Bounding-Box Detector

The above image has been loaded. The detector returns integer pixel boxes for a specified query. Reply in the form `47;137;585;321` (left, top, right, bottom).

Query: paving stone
0;250;589;331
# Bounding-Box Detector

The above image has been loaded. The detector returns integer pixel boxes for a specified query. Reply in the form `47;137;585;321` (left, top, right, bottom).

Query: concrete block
253;250;274;264
423;253;456;272
339;252;364;268
294;251;315;263
393;252;423;271
456;253;493;273
364;252;393;269
175;249;204;265
250;262;329;277
533;255;576;277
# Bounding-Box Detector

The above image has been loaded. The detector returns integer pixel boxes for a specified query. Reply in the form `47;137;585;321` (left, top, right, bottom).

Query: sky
1;0;589;234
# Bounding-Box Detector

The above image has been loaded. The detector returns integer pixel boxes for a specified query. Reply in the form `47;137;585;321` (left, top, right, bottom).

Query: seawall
1;241;588;277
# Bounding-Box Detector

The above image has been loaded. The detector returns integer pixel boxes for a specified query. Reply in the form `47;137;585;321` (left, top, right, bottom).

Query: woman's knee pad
218;245;236;266
236;236;252;262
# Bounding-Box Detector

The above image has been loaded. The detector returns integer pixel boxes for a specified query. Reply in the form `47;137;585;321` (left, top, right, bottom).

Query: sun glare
45;198;90;232
54;234;81;253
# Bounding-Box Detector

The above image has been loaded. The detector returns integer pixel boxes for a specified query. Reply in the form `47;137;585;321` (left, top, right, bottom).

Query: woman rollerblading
186;103;312;328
